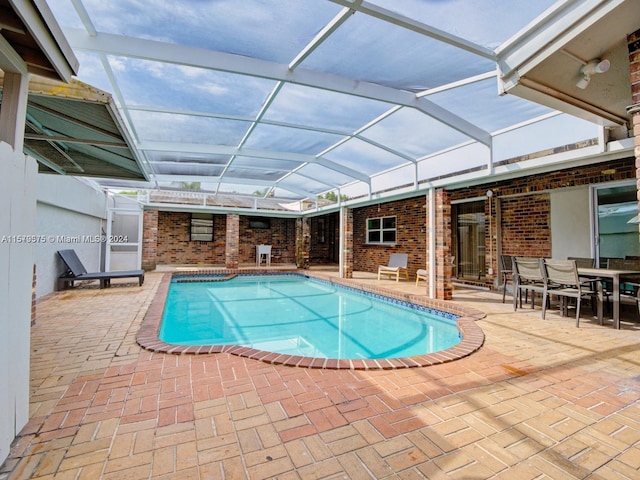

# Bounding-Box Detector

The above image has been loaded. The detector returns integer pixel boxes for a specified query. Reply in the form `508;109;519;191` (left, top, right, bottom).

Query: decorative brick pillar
341;207;353;278
141;209;158;271
225;214;239;269
295;217;310;269
435;188;453;300
629;29;640;208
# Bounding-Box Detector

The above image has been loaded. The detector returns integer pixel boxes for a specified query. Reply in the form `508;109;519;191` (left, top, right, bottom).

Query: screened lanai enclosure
30;0;636;213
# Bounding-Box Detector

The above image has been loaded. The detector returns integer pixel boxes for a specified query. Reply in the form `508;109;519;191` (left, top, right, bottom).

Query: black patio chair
57;249;144;289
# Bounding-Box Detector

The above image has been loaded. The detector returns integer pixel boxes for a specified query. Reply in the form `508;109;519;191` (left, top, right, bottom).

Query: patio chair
415;268;427;286
602;257;640;298
567;256;595;268
377;253;409;282
541;259;602;327
256;244;272;267
499;254;513;303
512;257;546;311
57;249;144;289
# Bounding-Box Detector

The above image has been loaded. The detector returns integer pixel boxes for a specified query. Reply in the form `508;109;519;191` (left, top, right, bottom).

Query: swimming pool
160;274;461;360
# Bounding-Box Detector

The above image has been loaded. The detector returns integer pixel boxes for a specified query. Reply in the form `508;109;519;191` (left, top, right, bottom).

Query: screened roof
39;0;635;210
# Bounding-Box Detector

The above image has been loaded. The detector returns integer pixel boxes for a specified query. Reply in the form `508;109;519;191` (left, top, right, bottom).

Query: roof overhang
0;0;78;80
497;0;639;130
0;72;147;180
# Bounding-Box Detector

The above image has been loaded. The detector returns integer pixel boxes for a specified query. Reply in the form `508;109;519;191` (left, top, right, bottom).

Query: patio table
578;267;640;329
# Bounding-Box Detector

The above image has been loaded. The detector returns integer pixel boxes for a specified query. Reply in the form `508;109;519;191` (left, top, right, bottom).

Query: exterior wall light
576;58;610;89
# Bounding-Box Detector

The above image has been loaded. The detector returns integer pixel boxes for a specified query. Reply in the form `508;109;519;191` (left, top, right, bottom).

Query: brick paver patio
1;270;639;479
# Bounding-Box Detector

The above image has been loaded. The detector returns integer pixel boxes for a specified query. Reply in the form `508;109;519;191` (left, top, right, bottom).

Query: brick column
341;207;353;278
225;214;239;269
141;209;158;271
629;29;640;208
295;217;310;269
435;188;453;300
423;193;432;294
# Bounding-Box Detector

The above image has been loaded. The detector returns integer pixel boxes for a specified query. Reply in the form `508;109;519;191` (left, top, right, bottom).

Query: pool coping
136;270;486;370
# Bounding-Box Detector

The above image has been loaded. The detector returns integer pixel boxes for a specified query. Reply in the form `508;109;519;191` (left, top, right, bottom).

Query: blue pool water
160;274;460;360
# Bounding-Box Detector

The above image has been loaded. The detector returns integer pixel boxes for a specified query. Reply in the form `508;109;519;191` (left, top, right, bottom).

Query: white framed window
190;213;214;242
367;216;396;244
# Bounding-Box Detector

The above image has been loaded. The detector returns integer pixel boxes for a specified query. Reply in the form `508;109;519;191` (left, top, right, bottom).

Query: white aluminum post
339;206;345;278
428;189;436;299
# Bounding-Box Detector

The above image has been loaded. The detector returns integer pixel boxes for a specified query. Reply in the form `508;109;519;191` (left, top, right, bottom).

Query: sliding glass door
593;181;640;266
452;201;486;280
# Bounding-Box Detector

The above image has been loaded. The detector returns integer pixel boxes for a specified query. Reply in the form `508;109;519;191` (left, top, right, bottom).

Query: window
190;213;214;241
248;216;271;229
367;216;396;244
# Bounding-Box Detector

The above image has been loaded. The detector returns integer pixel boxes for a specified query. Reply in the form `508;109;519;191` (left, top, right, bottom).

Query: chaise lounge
57;249;145;289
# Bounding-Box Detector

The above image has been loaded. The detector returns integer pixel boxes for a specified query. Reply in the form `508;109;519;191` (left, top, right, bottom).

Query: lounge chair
415;268;428;286
377;253;409;282
57;249;144;289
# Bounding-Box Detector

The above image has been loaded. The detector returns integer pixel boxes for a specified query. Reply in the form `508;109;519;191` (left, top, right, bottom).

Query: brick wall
240;217;296;265
449;157;634;288
142;209;158;270
630;29;640;107
157;212;226;265
353;197;426;278
435;189;453;300
154;211;296;265
145;157;634;282
343;209;353;278
450;158;634;202
347;157;633;290
628;29;640;212
294;217;310;268
499;194;551;258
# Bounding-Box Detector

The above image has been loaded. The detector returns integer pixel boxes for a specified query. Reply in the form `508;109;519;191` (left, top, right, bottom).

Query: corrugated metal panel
0;73;146;180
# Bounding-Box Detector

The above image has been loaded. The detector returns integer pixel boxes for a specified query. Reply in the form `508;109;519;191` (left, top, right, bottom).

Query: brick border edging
136;270;486;369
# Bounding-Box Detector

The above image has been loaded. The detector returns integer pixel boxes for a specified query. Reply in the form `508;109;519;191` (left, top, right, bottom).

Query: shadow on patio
2;269;639;479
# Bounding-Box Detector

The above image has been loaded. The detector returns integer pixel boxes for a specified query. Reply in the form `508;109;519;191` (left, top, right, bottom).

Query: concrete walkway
1;270;639;479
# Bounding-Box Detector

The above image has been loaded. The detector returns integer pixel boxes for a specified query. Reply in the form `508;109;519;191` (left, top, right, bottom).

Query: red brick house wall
499;195;551;258
142;209;158;270
239;216;296;264
347;157;634;289
153;211;296;265
449;157;635;288
435;189;453;299
352;197;427;279
156;212;226;265
144;157;634;287
628;29;640;212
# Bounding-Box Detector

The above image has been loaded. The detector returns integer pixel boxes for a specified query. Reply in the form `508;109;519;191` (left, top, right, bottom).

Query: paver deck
1;269;639;479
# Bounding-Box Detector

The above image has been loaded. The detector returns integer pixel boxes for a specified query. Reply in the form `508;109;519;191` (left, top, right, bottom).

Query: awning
0;72;146;180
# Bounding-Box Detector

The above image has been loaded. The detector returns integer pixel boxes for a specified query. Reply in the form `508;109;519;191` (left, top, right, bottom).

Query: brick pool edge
136;270;486;370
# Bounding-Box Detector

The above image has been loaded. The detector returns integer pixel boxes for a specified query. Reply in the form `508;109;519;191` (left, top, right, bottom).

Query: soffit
499;0;639;128
0;0;77;80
